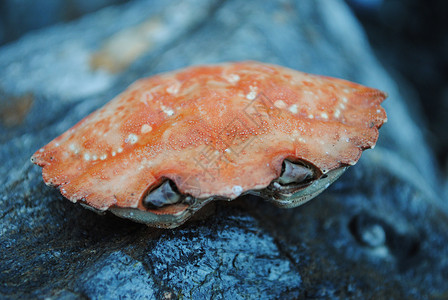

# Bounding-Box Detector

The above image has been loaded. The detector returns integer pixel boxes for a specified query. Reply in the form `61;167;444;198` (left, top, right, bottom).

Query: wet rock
76;251;156;299
143;214;301;298
1;0;447;299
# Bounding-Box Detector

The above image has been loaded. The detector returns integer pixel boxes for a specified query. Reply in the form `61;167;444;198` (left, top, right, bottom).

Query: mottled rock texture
1;0;447;299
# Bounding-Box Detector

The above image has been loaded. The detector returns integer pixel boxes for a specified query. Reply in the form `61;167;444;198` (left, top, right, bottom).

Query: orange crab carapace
31;61;387;228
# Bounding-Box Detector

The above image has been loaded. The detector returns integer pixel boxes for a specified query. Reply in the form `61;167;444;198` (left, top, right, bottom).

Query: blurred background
347;0;448;176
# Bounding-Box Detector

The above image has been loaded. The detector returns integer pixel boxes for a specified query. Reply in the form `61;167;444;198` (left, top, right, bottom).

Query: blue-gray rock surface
1;0;447;299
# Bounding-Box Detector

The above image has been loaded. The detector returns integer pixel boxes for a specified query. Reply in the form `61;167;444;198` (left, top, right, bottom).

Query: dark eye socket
143;180;182;209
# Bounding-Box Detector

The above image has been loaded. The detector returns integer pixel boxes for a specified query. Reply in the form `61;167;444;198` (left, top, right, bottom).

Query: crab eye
143;180;181;209
277;160;315;186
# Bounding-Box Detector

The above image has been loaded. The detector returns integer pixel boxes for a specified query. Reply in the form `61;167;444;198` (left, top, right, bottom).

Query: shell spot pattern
31;61;387;228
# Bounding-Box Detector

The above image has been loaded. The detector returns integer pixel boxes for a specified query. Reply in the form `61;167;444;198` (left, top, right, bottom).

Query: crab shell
31;61;387;228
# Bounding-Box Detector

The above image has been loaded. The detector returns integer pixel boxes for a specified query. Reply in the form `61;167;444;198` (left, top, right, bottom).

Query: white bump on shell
141;124;152;134
126;134;138;144
289;104;298;114
232;185;243;196
274;100;287;109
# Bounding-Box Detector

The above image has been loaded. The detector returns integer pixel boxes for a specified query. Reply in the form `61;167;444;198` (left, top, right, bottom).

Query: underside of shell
108;161;347;228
